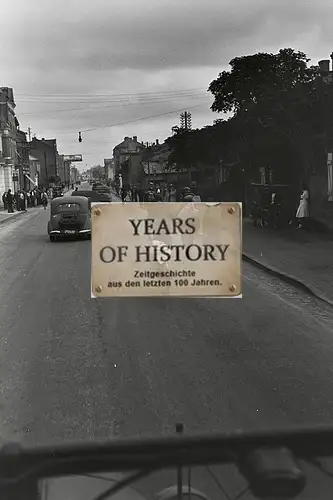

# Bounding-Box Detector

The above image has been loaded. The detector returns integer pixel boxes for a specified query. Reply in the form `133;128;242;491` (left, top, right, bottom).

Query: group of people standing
2;188;49;213
118;183;202;203
251;182;310;230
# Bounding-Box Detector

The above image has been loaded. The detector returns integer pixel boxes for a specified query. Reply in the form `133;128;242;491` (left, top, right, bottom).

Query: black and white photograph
0;0;333;498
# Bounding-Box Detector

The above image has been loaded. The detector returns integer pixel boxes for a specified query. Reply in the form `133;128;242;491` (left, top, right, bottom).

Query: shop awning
24;173;37;185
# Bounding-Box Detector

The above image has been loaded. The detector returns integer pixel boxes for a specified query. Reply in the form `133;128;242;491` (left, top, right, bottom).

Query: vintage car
71;190;111;202
47;196;91;242
52;185;63;199
95;186;110;195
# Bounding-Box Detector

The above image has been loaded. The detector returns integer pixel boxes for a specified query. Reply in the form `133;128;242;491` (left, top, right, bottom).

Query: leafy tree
208;48;317;115
207;48;332;184
166;47;333;190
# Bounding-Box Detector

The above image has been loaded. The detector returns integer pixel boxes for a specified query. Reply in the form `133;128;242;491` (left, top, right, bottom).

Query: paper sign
91;202;242;298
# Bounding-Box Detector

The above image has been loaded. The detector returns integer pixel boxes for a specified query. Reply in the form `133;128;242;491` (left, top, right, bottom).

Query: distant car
92;183;105;191
71;190;111;202
52;186;63;199
95;186;110;195
47;196;91;242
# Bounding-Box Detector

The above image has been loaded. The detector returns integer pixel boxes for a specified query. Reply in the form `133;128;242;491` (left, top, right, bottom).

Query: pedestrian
31;190;36;207
2;191;8;211
20;191;27;211
295;182;310;229
137;186;144;202
260;185;272;227
180;186;194;202
168;184;177;202
7;189;14;213
41;191;48;210
155;187;162;202
131;185;139;202
121;186;127;202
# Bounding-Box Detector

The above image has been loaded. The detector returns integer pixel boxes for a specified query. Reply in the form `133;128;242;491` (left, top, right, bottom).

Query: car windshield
2;1;333;484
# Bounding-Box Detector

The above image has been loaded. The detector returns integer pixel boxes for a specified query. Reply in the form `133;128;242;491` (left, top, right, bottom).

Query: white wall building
104;158;115;181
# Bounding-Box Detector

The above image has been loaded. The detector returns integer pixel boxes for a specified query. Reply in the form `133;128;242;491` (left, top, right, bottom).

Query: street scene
2;0;333;498
1;182;333;497
0;181;333;446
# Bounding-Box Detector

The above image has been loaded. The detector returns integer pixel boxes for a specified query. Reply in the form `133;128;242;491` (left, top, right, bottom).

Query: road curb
0;211;27;226
242;252;333;308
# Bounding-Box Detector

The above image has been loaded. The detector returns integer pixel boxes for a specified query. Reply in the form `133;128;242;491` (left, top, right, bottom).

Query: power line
82;101;211;132
56;100;211;136
16;91;207;105
19;93;210;116
15;87;206;98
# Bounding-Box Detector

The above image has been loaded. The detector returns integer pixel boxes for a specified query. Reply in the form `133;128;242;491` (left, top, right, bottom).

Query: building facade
70;166;80;184
28;155;40;189
63;159;71;186
0;87;18;196
113;136;145;170
29;137;58;187
113;136;145;186
15;127;30;191
310;55;333;228
104;158;115;181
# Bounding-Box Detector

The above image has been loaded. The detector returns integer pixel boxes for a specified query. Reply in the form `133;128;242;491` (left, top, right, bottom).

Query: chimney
133;136;137;142
318;60;330;74
156;139;159;145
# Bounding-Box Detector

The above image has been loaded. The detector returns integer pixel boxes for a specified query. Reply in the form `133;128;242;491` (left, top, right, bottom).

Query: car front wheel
50;234;56;242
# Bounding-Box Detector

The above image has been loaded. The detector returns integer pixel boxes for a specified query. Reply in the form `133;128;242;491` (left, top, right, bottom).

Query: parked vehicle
71;190;111;202
47;196;91;242
52;186;63;199
95;186;110;195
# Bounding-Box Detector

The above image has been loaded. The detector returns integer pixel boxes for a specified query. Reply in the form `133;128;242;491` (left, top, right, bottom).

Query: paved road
1;188;333;496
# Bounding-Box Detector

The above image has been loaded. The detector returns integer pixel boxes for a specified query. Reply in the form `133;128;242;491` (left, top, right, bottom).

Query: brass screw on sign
228;207;235;214
229;284;236;293
95;285;103;293
94;208;101;216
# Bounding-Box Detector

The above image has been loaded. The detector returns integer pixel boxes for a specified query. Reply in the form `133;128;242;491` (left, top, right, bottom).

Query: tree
208;48;317;115
165;47;333;190
207;48;331;184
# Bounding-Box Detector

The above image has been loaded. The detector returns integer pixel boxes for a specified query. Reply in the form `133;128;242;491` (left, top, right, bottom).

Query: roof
114;138;145;150
30;137;58;151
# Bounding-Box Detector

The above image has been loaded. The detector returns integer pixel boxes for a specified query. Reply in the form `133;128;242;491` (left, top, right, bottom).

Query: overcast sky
1;0;332;169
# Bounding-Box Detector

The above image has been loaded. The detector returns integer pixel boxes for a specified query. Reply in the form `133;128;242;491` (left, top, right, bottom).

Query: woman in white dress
296;183;310;229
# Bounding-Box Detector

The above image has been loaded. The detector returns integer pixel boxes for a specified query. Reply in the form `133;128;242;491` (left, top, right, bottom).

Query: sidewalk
0;206;44;226
243;219;333;306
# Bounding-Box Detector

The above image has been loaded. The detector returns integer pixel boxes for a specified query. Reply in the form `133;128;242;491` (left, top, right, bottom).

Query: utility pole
27;127;31;142
180;111;192;182
180;111;192;131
